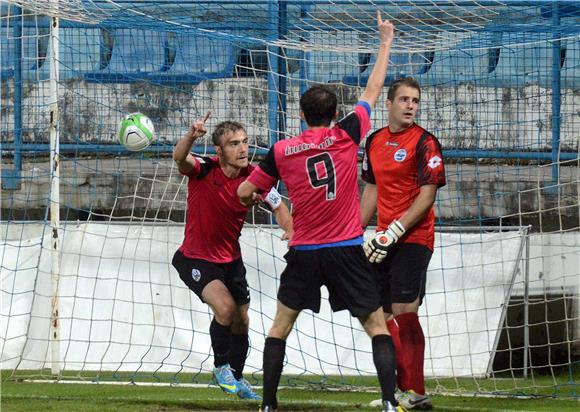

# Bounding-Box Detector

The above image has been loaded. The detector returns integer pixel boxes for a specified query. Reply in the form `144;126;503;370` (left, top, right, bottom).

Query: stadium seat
0;27;14;80
535;41;565;88
562;36;580;88
84;29;168;83
343;50;433;87
147;33;237;85
475;33;559;87
37;28;102;80
415;33;499;87
1;26;49;81
416;48;494;86
300;31;367;84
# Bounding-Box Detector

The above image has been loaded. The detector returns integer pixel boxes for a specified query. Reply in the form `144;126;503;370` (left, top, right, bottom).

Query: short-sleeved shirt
361;123;446;250
247;103;371;246
178;156;253;263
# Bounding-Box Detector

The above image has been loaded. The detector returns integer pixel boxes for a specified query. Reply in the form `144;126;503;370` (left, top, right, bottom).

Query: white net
1;0;578;398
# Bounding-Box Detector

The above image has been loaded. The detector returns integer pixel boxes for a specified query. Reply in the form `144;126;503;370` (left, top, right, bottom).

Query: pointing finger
202;109;211;123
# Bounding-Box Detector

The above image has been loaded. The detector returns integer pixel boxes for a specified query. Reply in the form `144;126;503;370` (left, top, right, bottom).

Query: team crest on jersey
428;155;442;169
191;269;201;282
394;149;407;162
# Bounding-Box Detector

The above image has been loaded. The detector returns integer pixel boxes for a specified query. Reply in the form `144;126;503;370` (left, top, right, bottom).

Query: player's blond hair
211;121;245;147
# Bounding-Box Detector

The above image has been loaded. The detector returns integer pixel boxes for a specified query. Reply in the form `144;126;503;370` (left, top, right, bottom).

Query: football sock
392;312;426;394
386;317;404;390
229;333;249;380
210;318;231;367
372;334;397;405
262;337;286;409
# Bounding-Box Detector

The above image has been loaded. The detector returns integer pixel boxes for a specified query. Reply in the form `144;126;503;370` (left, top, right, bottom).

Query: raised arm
173;110;211;174
360;11;394;108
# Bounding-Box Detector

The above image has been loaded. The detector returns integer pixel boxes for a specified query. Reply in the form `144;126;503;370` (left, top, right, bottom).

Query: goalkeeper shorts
172;250;250;306
277;245;381;318
372;243;432;311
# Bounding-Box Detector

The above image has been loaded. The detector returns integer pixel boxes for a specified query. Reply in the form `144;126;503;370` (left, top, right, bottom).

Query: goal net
1;0;578;397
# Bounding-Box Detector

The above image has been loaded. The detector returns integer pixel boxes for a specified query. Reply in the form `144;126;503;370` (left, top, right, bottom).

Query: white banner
0;223;531;377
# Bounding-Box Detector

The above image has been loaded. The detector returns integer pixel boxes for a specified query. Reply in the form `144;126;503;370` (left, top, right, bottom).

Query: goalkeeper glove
363;220;406;264
262;187;282;210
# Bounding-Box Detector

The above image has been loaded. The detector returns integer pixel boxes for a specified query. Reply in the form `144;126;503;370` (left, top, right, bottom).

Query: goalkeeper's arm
363;220;406;263
364;184;438;263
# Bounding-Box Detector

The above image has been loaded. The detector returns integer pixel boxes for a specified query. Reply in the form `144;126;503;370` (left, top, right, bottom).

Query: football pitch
2;375;578;411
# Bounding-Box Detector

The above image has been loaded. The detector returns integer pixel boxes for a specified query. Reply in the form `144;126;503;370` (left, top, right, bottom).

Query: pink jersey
248;103;371;246
179;156;253;263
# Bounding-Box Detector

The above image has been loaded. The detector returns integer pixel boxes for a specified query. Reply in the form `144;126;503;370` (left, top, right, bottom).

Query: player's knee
360;309;389;337
213;301;236;325
268;321;293;340
391;300;420;316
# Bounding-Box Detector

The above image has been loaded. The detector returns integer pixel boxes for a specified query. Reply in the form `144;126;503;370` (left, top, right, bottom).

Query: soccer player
238;12;403;412
171;112;293;401
361;77;446;410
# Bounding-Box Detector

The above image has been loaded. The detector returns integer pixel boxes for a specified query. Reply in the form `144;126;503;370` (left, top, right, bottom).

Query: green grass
2;380;579;411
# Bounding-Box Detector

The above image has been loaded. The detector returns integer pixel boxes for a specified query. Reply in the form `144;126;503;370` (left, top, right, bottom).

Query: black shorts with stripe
372;242;432;312
278;245;381;318
172;250;250;306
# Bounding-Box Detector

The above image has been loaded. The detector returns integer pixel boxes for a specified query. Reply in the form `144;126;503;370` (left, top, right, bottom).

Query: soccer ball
118;113;155;151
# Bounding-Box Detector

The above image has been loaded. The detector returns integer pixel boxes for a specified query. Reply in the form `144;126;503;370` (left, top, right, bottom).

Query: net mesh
1;0;578;398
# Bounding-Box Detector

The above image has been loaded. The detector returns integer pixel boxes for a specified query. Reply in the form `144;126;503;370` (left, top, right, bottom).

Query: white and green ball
118;113;155;151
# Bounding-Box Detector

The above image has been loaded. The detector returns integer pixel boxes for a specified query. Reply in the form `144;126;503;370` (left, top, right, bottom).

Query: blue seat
1;26;49;81
475;32;559;87
84;29;168;83
37;28;102;80
415;33;498;86
300;31;365;84
562;36;580;88
0;27;13;80
147;33;237;85
535;41;565;88
344;51;433;86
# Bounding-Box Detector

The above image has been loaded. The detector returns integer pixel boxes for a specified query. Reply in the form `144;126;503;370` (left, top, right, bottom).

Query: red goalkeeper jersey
361;123;446;250
247;103;371;246
179;156;253;263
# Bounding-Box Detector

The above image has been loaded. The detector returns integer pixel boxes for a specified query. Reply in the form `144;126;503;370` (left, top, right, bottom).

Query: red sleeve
183;156;201;177
417;134;446;187
361;130;379;184
247;166;278;192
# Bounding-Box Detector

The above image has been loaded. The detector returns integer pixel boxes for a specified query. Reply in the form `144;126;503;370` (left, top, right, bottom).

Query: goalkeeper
172;114;293;401
360;77;446;410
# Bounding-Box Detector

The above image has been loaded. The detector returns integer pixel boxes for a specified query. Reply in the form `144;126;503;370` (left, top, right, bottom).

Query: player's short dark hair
387;77;421;102
212;121;245;146
299;85;338;127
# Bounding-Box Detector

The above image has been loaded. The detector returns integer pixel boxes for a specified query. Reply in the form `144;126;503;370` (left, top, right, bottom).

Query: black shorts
278;245;381;318
172;250;250;306
373;243;432;312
